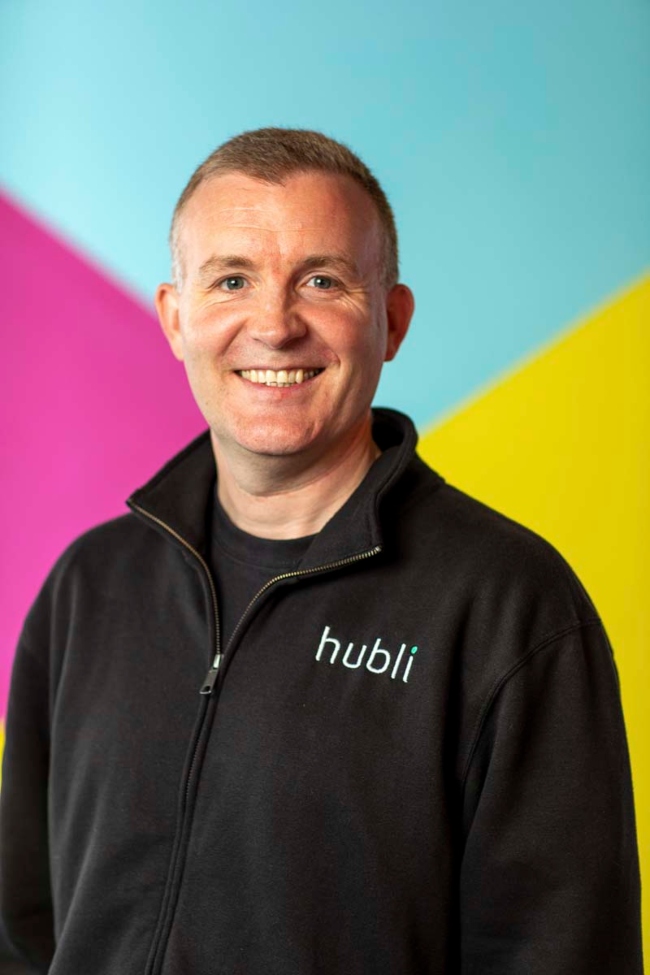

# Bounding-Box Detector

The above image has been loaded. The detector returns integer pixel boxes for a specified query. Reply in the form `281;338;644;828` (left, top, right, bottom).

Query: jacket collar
127;408;420;567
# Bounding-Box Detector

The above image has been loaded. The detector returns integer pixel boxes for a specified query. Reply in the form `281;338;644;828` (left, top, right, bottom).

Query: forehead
177;170;383;273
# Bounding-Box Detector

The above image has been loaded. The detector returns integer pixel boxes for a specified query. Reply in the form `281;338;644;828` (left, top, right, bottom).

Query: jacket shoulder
50;511;159;573
20;513;163;650
398;455;600;631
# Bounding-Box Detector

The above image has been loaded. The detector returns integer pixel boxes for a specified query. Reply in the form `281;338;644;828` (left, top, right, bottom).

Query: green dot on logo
411;646;418;654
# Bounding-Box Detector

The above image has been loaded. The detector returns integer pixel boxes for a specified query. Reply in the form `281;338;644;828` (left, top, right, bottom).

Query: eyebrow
196;253;362;283
197;255;258;281
297;254;361;278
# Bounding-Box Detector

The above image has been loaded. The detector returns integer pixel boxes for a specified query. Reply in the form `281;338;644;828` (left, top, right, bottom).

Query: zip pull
200;653;222;695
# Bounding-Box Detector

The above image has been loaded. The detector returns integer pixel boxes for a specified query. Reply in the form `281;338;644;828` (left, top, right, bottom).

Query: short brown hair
170;127;399;289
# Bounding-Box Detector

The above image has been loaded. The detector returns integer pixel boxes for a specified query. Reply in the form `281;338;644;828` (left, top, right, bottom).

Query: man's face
156;170;413;467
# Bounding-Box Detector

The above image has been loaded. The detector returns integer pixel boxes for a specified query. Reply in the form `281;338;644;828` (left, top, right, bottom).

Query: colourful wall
1;0;649;954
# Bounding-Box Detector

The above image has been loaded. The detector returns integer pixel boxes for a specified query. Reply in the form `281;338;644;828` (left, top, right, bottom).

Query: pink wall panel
1;193;205;713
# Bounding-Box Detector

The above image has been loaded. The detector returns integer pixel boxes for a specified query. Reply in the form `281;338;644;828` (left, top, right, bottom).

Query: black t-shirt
209;491;315;650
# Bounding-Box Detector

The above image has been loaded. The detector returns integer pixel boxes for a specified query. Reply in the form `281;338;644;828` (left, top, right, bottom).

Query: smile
238;368;323;387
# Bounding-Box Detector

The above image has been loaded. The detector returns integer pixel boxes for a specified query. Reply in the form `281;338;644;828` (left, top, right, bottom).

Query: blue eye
308;275;334;290
220;276;247;291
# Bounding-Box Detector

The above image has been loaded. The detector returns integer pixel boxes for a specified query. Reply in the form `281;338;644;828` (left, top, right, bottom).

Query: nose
246;288;307;348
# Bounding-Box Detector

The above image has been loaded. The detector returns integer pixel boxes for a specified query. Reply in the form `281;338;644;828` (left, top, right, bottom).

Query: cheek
312;304;380;350
179;308;237;357
338;320;387;365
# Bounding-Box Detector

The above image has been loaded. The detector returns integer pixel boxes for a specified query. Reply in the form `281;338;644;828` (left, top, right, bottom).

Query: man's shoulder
20;513;164;642
399;454;598;625
54;511;159;573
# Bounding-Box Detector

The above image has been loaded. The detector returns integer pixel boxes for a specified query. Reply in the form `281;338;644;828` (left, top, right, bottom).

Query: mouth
237;368;324;388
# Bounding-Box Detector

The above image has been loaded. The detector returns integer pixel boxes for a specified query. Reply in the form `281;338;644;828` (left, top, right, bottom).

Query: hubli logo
315;625;418;683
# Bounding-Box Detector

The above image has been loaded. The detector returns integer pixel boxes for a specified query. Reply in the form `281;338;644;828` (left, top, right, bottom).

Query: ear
155;283;184;361
384;284;415;362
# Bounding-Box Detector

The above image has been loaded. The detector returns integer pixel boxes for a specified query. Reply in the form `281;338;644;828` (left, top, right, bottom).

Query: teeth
239;368;320;386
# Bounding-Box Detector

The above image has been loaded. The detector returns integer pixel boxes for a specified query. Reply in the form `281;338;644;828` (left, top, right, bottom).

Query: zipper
197;549;381;693
130;502;222;678
200;652;222;694
130;500;381;973
212;543;383;683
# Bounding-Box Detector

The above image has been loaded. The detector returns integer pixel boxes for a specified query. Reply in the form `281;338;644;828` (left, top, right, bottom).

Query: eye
306;275;336;290
218;275;247;292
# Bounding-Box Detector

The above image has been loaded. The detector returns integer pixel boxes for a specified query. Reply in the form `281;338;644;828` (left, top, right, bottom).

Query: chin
217;419;322;459
240;435;317;459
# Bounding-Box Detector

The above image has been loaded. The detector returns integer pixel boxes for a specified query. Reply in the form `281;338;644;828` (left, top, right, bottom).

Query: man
0;128;642;973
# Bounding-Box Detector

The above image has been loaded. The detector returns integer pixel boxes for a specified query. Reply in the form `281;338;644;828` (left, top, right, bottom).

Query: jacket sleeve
0;635;55;973
459;620;643;974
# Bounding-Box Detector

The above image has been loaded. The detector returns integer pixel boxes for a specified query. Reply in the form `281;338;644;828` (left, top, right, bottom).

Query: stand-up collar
127;408;420;565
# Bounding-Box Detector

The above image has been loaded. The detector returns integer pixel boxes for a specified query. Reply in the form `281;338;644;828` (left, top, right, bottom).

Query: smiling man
155;165;412;540
0;129;642;974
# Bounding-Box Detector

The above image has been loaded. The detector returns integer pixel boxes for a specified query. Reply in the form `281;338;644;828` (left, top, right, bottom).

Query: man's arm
0;636;55;973
459;620;643;974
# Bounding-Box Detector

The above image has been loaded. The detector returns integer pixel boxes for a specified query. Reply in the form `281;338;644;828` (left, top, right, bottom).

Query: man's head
169;128;400;293
156;128;414;475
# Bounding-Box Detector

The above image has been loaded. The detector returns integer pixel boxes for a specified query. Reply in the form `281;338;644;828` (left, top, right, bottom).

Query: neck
212;419;380;539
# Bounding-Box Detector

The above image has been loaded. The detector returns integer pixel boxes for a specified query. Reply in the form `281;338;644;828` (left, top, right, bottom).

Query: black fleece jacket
0;409;642;974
